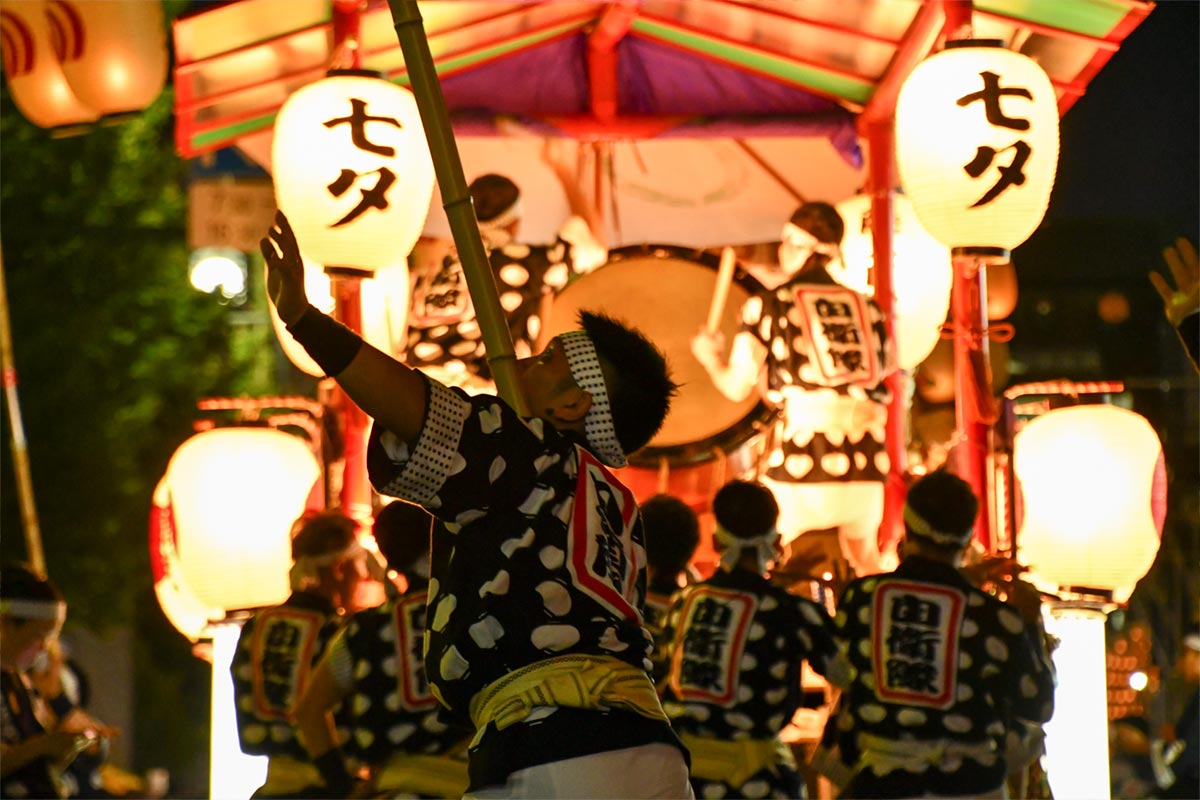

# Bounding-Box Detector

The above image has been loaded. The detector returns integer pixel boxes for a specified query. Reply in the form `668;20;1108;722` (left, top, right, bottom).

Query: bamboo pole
0;244;46;576
386;0;528;416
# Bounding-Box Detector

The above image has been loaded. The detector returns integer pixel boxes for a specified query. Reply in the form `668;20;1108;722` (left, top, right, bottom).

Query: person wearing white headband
295;500;471;798
1;562;97;799
406;140;608;393
691;200;896;579
656;479;836;799
263;208;688;799
824;471;1056;799
231;509;369;798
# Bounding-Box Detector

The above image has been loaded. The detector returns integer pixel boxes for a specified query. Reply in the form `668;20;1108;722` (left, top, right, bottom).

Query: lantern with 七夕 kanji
1014;404;1166;603
150;427;321;639
835;192;952;370
895;40;1059;257
271;70;435;272
0;0;98;129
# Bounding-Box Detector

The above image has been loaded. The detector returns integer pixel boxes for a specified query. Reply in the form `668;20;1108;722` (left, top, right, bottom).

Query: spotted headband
903;503;974;547
559;330;627;468
713;524;779;574
477;197;524;247
0;598;66;624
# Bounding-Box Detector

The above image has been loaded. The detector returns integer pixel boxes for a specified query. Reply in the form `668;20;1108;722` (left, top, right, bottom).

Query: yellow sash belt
259;755;323;796
468;654;668;748
679;732;796;787
856;732;998;778
376;751;469;798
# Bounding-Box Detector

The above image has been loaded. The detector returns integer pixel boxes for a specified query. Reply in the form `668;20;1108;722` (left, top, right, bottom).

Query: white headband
781;221;840;258
904;503;973;547
0;598;66;624
713;524;779;574
477;197;524;248
1185;633;1200;653
290;540;369;591
559;330;627;468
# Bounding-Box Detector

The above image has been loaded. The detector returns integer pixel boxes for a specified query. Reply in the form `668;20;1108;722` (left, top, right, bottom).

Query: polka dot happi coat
366;378;654;722
657;568;837;799
330;581;470;767
742;271;895;485
405;237;585;380
831;557;1056;798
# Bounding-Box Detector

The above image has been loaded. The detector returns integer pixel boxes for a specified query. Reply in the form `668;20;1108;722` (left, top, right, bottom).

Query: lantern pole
386;0;529;417
327;0;374;525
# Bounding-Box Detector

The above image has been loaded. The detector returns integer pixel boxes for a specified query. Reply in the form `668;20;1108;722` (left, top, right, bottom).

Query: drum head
543;244;765;459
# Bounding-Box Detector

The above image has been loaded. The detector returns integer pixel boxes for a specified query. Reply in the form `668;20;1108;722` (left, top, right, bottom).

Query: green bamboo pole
386;0;529;416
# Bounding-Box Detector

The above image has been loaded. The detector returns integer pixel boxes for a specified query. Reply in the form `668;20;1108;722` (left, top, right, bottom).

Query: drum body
542;244;777;509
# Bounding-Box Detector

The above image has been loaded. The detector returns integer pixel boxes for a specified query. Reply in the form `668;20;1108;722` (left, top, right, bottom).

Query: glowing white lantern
266;259;410;376
0;0;99;128
835;193;952;369
151;427;320;620
1015;405;1165;601
57;0;168;117
272;70;434;272
896;40;1059;255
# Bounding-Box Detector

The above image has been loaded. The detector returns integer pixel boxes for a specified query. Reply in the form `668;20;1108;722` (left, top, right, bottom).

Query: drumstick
706;246;737;335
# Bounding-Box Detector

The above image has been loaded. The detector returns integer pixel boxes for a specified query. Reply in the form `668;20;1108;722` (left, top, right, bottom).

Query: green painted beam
973;0;1133;38
629;17;875;105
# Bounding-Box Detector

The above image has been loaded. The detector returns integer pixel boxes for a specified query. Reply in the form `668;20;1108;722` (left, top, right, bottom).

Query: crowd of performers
3;162;1198;799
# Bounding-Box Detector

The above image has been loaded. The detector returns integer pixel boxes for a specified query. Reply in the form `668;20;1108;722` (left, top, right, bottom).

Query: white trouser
464;743;695;800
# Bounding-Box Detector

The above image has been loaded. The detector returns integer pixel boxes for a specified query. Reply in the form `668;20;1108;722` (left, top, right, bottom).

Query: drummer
406;140;607;390
691;201;895;576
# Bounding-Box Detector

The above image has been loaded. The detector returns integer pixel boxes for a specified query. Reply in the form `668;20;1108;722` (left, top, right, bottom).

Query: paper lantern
835;192;952;369
56;0;168;117
272;70;434;272
896;40;1059;255
0;0;98;129
1015;405;1165;600
150;427;320;624
267;258;410;376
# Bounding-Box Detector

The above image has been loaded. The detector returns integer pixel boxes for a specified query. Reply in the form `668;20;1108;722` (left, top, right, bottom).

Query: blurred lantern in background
836;192;952;370
267;258;410;376
1014;403;1165;800
895;40;1059;257
271;69;434;272
57;0;168;118
0;0;98;130
1015;404;1165;602
149;425;321;639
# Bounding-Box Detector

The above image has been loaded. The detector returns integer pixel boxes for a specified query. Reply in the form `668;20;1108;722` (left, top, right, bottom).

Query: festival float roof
172;0;1153;247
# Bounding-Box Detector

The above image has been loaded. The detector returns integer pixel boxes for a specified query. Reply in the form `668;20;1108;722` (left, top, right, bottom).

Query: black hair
788;201;845;245
371;501;433;572
469;174;521;223
0;562;63;615
578;309;678;455
291;510;357;561
904;470;978;548
712;480;779;540
641;494;700;578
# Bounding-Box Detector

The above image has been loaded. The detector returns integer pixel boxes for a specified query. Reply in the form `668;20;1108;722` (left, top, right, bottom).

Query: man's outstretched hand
260;211;310;325
1149;237;1199;328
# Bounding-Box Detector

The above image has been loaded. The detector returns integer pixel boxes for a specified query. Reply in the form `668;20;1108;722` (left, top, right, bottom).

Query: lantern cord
0;243;46;577
385;0;529;417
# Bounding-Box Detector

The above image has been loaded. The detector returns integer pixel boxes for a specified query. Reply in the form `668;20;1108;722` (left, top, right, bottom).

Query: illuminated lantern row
835;192;953;370
272;70;435;273
150;427;321;639
267;258;410;376
0;0;167;129
896;40;1060;257
1015;404;1166;602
